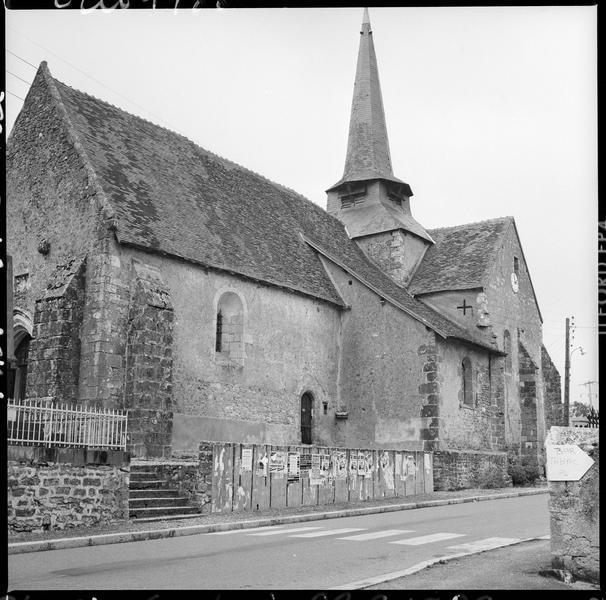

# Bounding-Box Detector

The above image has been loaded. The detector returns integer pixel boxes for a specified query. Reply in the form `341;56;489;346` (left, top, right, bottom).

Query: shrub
507;460;541;486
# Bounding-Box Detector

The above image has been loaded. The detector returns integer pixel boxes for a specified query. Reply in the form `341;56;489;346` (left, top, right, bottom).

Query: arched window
503;330;512;372
462;357;473;406
215;292;244;362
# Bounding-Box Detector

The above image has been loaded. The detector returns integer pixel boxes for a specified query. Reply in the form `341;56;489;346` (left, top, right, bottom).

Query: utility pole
581;380;598;411
563;317;570;426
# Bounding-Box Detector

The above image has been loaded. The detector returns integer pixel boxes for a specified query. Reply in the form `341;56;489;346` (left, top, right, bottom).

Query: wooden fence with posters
206;442;433;513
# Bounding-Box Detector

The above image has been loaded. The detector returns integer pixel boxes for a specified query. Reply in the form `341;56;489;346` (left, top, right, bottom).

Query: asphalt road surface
9;494;550;590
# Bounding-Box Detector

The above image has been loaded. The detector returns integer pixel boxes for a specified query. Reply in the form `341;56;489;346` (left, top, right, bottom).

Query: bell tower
327;8;433;287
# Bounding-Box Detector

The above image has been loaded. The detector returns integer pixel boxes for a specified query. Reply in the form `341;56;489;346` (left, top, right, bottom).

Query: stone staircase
129;464;201;522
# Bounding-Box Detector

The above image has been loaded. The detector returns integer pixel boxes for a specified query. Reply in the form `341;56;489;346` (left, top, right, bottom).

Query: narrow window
215;310;223;352
215;292;244;362
503;330;512;372
462;357;473;406
513;257;519;275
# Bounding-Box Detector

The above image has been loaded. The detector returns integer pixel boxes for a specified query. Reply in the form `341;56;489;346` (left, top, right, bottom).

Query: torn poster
287;452;300;483
334;451;347;479
256;452;269;477
310;453;322;485
269;450;287;477
240;447;253;472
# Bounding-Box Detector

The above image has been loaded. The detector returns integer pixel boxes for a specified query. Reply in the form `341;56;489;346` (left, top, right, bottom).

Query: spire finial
362;7;370;26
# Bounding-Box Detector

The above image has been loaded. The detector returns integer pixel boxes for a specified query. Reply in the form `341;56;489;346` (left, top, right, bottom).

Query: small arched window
215;292;244;362
503;330;512;372
462;357;473;406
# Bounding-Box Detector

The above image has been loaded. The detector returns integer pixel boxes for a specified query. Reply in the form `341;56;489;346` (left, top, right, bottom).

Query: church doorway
301;392;313;445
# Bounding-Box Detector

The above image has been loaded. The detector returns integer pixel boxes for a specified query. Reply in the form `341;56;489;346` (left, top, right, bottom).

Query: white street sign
546;444;595;481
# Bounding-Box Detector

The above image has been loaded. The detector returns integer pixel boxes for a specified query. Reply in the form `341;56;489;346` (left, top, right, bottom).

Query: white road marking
338;529;414;541
290;528;366;538
447;537;521;552
390;532;466;545
210;525;286;535
247;526;323;536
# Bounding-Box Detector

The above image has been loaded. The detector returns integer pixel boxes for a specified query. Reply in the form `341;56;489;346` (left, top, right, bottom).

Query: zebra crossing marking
390;532;466;545
338;529;414;541
247;526;323;536
210;525;286;535
290;528;367;538
446;537;520;552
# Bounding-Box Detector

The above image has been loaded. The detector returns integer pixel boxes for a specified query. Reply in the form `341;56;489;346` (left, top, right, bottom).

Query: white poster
241;447;253;472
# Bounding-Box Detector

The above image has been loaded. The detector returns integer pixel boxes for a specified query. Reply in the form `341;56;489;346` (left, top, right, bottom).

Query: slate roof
29;62;500;354
408;217;512;295
327;10;406;193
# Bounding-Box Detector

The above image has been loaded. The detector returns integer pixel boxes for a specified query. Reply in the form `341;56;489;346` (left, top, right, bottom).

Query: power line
7;26;185;137
7;70;32;86
6;90;25;101
6;49;37;70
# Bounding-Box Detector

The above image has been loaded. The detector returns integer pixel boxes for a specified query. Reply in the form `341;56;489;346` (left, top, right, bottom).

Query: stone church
7;10;562;477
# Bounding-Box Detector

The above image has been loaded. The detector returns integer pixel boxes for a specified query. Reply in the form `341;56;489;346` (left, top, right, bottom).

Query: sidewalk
364;538;600;591
8;484;547;554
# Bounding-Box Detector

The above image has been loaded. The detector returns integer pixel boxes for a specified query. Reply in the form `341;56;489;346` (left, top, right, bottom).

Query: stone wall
542;345;563;430
437;339;506;453
124;261;175;458
119;244;341;452
433;449;511;491
26;258;86;403
518;341;539;464
321;257;436;450
355;230;428;287
7;64;105;323
7;445;129;536
546;426;599;584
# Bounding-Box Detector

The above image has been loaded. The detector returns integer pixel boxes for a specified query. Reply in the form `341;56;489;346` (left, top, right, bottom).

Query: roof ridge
49;68;340;226
427;216;513;233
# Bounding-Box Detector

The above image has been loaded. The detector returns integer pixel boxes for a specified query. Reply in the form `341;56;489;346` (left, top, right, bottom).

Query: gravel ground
9;484;547;544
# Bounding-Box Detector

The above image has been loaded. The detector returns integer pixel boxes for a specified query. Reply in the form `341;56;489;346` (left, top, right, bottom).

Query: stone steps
129;496;192;509
128;463;202;521
129;505;201;520
130;488;181;499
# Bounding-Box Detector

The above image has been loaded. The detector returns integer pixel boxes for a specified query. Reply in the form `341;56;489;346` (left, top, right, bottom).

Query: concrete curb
8;487;548;555
329;534;552;590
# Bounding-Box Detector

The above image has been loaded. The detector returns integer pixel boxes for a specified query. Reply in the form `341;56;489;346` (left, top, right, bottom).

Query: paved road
9;494;549;590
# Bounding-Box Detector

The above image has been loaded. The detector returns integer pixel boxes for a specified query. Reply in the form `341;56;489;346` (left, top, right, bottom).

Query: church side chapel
7;9;562;486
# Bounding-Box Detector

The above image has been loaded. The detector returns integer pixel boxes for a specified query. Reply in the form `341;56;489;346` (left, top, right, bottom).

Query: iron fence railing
7;398;128;450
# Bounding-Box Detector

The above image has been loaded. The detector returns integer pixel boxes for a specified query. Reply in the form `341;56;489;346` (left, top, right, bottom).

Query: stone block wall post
26;259;86;403
419;341;441;451
545;426;599;584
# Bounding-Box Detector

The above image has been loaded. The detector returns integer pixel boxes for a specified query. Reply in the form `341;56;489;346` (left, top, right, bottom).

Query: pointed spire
328;7;404;191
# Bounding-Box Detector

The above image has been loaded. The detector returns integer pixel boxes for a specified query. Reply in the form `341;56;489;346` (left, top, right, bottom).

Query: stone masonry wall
518;341;539;464
542;345;563;430
546;426;599;584
124;261;175;458
26;258;86;403
7;64;106;325
433;449;511;491
7;446;129;536
437;338;506;453
356;230;428;287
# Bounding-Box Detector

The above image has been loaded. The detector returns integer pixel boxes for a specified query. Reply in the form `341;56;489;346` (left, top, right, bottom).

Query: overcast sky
5;6;598;408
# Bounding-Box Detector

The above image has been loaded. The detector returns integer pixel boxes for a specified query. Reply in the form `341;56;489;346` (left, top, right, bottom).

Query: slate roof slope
37;64;498;353
408;217;512;295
